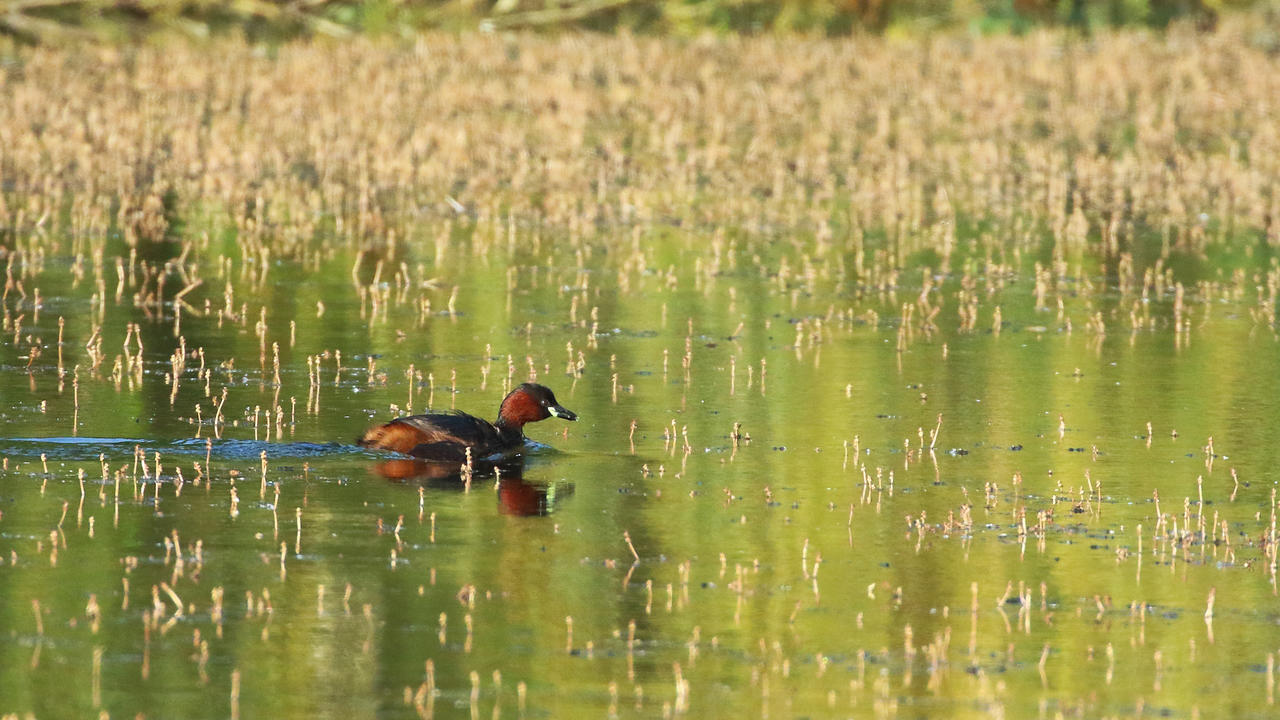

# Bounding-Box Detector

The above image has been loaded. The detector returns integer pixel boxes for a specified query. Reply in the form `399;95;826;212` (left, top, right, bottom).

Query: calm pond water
2;231;1279;719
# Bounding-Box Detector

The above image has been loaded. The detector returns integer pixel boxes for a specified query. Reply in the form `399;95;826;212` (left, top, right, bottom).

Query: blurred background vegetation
0;0;1271;42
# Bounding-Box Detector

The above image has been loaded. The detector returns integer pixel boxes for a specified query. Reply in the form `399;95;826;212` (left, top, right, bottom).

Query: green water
2;233;1280;720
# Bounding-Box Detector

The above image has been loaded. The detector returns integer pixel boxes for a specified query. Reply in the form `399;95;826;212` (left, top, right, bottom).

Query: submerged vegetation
2;13;1280;720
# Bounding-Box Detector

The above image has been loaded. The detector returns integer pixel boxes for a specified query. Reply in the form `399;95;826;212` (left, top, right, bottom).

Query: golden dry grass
2;18;1277;270
2;19;1279;380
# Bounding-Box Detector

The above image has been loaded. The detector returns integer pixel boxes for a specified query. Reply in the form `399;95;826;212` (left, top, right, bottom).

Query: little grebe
357;383;577;461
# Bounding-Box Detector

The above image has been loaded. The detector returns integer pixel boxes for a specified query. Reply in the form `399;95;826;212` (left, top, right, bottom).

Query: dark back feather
357;410;521;458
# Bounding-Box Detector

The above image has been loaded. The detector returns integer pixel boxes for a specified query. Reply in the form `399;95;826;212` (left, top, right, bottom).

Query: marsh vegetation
2;14;1280;719
0;0;1235;40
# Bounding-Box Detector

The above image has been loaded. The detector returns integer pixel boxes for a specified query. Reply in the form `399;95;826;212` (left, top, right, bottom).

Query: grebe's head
497;383;577;428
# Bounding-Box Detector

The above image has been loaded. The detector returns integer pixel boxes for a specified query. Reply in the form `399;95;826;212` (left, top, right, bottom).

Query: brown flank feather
357;422;432;455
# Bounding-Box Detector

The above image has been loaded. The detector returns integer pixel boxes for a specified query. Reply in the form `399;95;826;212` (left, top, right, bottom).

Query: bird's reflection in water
372;457;572;516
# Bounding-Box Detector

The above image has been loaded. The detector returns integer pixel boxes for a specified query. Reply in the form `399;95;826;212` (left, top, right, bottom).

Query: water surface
3;235;1279;720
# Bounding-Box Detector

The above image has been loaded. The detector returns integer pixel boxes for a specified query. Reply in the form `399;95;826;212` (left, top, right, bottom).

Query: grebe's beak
548;404;577;421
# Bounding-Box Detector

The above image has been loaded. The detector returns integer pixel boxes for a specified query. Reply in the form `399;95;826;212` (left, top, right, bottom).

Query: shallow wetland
2;20;1280;719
